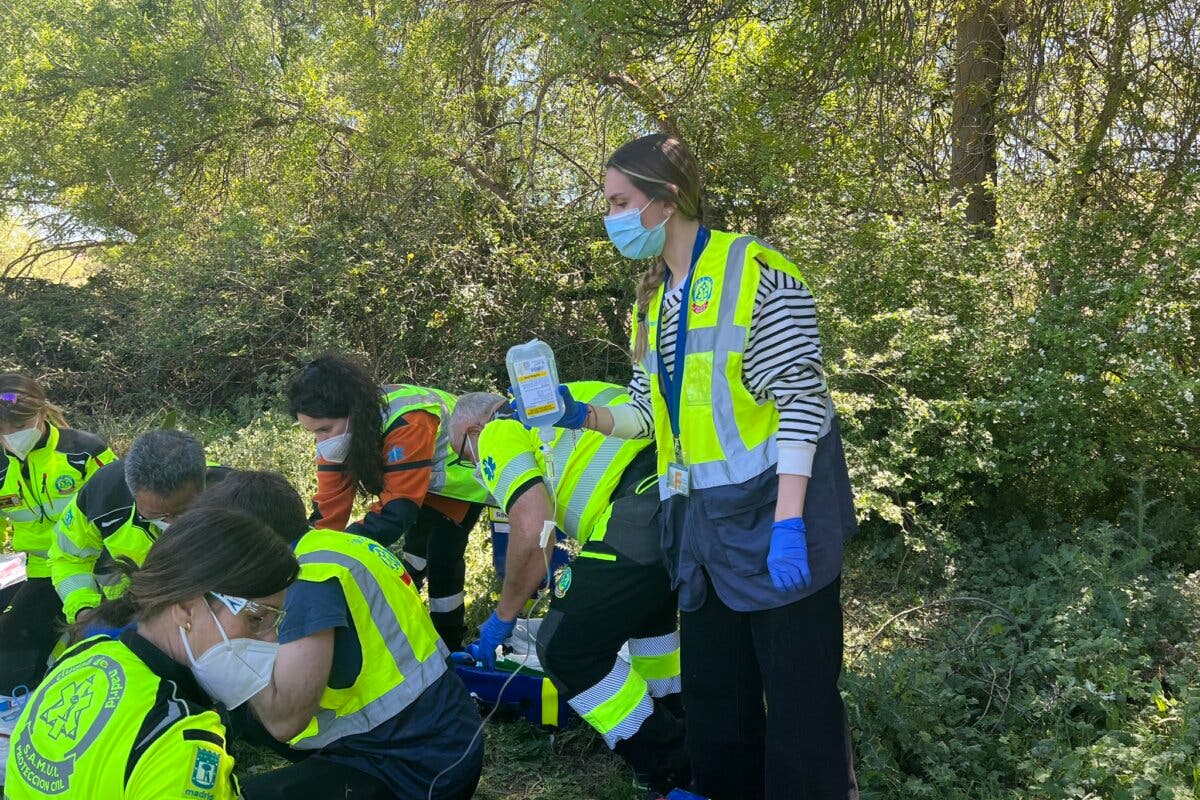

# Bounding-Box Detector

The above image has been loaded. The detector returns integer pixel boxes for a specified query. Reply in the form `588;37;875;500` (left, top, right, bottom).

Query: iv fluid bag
506;339;564;431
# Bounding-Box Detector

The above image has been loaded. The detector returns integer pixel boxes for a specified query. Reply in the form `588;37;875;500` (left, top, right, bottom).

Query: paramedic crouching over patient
195;470;483;800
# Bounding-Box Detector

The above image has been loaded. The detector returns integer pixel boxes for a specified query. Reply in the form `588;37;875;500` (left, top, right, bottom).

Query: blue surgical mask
604;200;670;260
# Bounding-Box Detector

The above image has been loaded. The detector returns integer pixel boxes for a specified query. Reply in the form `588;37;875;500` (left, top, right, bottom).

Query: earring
184;622;191;632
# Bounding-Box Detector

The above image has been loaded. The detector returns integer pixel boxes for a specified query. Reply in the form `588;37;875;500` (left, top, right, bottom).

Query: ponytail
43;401;68;429
632;261;668;363
0;373;70;429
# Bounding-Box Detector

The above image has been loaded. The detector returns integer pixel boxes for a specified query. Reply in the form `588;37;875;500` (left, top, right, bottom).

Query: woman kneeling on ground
3;508;297;799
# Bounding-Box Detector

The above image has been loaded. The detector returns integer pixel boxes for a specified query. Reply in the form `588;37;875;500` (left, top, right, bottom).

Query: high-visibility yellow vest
50;462;229;622
637;231;807;495
0;424;113;578
5;635;239;799
379;384;487;504
477;381;649;542
289;528;449;749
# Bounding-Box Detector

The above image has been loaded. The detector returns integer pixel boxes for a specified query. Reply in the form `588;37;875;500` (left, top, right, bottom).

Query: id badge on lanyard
659;227;708;498
666;438;690;497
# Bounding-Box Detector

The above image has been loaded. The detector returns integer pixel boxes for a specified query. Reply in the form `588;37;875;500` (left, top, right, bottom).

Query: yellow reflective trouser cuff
540;679;559;726
631;651;680;682
580;668;649;736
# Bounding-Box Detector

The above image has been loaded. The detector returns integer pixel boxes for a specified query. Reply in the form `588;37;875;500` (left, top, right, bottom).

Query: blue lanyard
656;226;709;458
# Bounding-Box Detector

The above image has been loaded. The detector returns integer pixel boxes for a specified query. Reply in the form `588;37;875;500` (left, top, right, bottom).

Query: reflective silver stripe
628;632;681;698
5;509;39;522
382;386;447;426
45;496;74;515
401;551;428;572
56;573;100;603
566;657;654;748
493;451;539;508
428;591;464;613
382;385;452;494
589;386;626;407
548;432;576;487
54;528;101;559
626;631;679;657
563;437;626;538
643;675;682;697
657;236;779;496
23;548;49;560
293;548;449;749
428;428;450;495
96;570;124;588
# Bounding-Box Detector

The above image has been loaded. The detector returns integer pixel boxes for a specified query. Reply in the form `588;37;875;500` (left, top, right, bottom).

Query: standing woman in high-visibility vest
0;373;115;693
285;353;488;650
560;134;859;800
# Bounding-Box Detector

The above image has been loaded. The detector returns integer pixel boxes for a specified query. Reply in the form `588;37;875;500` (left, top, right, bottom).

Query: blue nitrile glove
767;517;811;592
465;611;516;670
449;651;476;666
554;385;589;429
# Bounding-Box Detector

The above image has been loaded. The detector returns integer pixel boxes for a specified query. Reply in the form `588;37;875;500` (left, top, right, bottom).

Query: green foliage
2;3;1199;794
71;411;1200;800
846;512;1200;800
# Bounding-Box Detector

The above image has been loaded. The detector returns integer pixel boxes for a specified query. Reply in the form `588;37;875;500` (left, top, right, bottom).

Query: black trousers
536;547;678;696
239;754;480;800
681;572;849;800
401;504;482;652
0;577;63;694
535;538;688;793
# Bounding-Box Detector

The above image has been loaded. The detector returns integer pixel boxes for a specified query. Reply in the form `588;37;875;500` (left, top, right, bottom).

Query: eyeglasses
449;404;514;470
449;432;476;470
209;592;286;636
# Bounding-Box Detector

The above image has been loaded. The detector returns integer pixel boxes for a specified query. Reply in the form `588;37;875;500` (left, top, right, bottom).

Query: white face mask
466;439;500;506
149;518;171;532
315;431;352;463
179;602;279;709
2;425;42;460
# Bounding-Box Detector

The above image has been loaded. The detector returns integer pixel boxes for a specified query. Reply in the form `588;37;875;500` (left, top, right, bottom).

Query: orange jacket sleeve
309;459;355;531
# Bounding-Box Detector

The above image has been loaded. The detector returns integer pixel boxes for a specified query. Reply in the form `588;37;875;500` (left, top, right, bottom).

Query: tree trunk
951;0;1009;231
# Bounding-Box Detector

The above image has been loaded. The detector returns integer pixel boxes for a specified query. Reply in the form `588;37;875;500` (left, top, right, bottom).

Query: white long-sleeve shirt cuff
607;403;648;440
777;441;816;477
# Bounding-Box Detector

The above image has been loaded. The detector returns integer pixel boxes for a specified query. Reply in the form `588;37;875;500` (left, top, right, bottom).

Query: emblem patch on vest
190;747;220;790
691;276;715;314
55;475;76;494
366;540;406;574
554;566;572;599
13;654;126;793
386;445;406;464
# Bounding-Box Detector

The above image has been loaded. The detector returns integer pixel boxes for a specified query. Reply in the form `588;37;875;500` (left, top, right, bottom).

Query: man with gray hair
49;430;230;623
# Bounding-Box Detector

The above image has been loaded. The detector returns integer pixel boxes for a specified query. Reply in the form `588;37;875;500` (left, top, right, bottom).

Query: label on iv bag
514;357;559;418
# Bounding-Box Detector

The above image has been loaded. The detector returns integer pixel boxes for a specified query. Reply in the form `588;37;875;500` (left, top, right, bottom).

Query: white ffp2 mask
2;426;41;460
315;432;352;463
180;603;278;709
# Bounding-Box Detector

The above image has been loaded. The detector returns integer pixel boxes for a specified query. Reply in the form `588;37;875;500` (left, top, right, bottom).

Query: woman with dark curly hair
285;353;487;650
